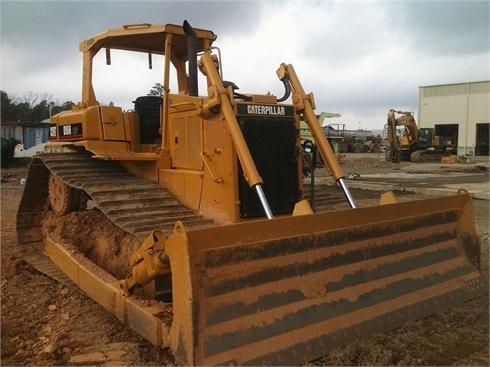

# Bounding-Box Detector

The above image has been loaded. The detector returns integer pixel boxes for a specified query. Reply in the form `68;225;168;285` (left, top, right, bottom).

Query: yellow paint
159;169;203;211
441;156;456;163
123;111;140;151
100;106;126;141
292;199;314;216
379;191;398;205
168;96;203;170
199;114;240;223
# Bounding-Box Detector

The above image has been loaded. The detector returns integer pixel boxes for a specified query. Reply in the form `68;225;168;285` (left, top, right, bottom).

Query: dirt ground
1;156;489;366
1;167;172;366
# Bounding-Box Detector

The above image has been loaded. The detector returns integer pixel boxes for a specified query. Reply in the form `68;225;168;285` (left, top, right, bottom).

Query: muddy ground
1;156;489;366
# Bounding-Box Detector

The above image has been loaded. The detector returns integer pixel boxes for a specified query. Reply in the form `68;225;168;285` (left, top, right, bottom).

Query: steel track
17;151;215;245
17;151;346;248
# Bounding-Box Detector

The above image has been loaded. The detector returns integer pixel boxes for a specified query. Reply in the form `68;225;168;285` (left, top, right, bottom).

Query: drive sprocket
49;173;73;215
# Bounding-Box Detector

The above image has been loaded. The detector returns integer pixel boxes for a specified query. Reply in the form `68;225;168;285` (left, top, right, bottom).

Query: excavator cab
18;21;486;365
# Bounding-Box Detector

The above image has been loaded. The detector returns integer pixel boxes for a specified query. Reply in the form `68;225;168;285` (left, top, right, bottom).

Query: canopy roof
79;23;217;59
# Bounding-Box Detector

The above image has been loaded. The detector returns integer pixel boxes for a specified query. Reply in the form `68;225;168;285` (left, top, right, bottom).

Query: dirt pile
1;183;173;366
42;210;140;279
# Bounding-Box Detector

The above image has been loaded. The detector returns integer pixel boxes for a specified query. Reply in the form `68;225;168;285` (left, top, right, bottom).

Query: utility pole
49;101;55;119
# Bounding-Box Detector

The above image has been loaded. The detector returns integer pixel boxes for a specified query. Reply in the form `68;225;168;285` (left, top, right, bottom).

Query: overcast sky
1;0;488;130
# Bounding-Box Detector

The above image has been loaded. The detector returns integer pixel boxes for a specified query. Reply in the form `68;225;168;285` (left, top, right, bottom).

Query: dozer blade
165;191;485;365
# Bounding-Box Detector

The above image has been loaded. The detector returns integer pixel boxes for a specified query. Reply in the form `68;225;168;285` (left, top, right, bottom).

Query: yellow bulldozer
17;21;485;365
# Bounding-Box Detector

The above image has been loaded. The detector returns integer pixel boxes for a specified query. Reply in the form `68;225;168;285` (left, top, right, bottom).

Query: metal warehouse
0;120;50;149
418;81;490;156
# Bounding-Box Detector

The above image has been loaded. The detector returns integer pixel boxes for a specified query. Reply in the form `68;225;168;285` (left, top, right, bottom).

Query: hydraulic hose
277;77;291;102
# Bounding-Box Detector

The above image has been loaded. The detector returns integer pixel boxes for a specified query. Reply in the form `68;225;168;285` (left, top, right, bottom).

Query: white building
418;81;489;156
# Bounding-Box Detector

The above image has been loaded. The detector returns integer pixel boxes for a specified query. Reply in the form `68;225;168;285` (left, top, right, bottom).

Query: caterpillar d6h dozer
17;21;485;365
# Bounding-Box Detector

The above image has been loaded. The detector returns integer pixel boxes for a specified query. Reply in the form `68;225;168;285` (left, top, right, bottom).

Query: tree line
1;90;75;123
2;84;162;124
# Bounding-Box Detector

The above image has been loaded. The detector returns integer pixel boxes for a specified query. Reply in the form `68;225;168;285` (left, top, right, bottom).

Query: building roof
1;120;50;128
418;80;489;88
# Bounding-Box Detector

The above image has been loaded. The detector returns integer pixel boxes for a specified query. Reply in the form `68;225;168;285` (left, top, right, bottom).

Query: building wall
1;125;23;142
1;124;50;149
418;81;490;155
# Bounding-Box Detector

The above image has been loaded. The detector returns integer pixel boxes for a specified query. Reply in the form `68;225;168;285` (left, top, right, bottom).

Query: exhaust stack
183;20;199;97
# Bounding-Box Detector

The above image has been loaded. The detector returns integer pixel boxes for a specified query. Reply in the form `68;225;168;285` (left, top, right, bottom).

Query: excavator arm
386;109;420;162
388;110;420;146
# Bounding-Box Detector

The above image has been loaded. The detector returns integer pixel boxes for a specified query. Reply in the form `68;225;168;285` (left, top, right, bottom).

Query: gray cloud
386;0;489;56
1;0;488;130
1;1;258;72
1;1;259;42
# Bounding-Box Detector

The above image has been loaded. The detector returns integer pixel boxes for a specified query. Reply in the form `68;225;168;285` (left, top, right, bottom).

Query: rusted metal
17;159;50;244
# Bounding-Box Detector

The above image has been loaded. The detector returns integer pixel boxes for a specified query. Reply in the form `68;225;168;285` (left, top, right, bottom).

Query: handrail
123;23;152;29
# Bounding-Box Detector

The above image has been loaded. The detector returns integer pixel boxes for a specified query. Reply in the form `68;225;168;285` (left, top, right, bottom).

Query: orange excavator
17;21;485;365
386;109;453;162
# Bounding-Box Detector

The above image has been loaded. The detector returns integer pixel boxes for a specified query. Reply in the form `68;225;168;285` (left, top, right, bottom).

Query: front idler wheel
48;173;86;215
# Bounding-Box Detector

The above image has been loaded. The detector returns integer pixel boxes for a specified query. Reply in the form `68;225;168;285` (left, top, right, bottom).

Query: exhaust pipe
183;20;198;97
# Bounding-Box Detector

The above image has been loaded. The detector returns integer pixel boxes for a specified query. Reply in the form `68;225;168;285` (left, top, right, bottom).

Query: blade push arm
277;63;357;208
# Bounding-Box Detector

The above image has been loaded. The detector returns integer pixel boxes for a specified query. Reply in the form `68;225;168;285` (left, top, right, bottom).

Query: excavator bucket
165;191;485;365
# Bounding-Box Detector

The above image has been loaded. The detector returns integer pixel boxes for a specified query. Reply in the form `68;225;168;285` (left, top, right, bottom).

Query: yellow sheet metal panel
79;23;216;55
50;105;101;141
100;106;126;141
169;115;203;170
199;114;240;224
123;111;140;151
84;105;103;139
159;169;203;212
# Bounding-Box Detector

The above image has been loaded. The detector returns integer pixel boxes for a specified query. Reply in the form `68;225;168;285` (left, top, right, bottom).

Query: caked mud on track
17;151;215;246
